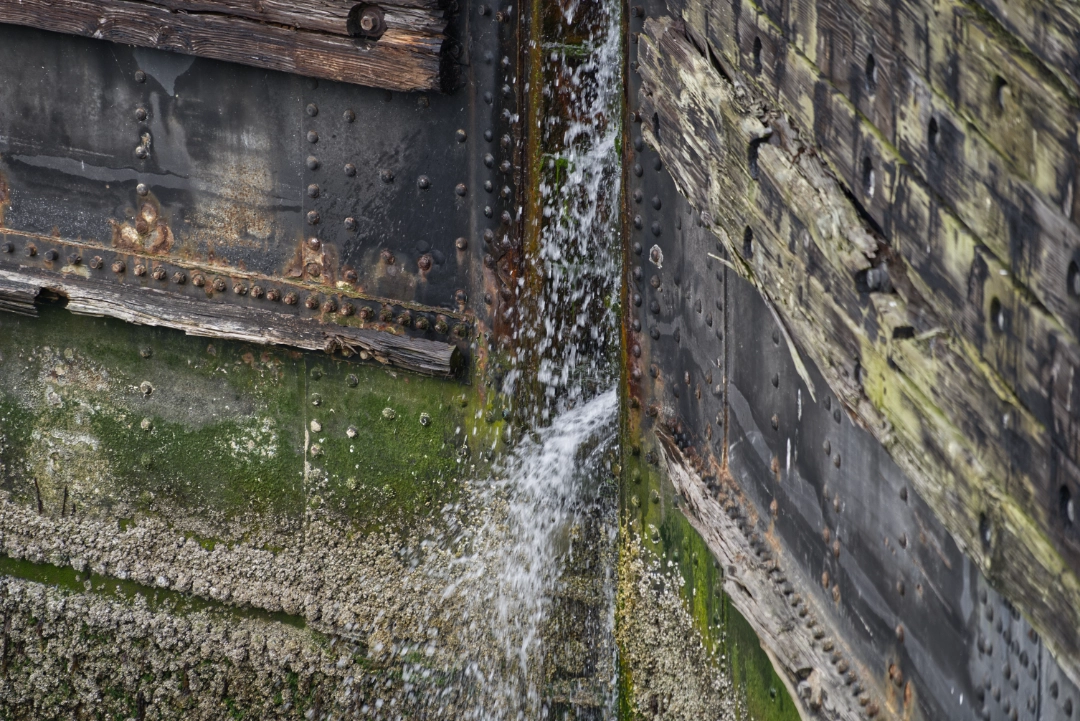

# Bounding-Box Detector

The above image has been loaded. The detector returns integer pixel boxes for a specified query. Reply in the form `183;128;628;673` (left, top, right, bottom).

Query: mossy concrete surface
0;304;510;718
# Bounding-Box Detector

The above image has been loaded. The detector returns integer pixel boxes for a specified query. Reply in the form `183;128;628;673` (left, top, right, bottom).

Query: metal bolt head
133;263;146;276
284;291;298;305
396;311;412;326
418;254;433;272
415;316;430;330
151;266;167;280
456;129;467;142
381;249;395;265
172;271;186;285
454;289;468;303
379;306;394;322
305;295;320;309
233;283;248;295
25;244;36;257
213;278;227;292
308;237;321;250
434;317;449;334
343;109;356;123
338;302;353;316
44;249;58;262
136;183;149;196
134;70;146;83
344;163;356;177
344;269;358;283
380;169;394;183
135;145;148;159
455;183;467;196
111;259;126;273
344;217;358;232
418;175;431;189
306;156;320;170
306;210;320;225
359;306;374;320
307;184;320;198
135;107;148;121
307;130;319;144
455;236;468;251
322;297;338;313
1;242;12;253
306;103;318;117
251;285;264;298
267;288;281;301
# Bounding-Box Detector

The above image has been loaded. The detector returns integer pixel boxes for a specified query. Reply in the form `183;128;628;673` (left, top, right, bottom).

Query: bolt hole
743;226;754;258
1069;260;1080;298
928;117;938;151
993;76;1009;114
861;157;875;199
347;4;385;39
1062;485;1075;528
990;297;1006;334
864;53;877;94
979;512;992;549
752;36;763;74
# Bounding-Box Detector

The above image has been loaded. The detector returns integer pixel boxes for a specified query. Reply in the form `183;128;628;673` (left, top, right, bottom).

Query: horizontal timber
0;0;449;92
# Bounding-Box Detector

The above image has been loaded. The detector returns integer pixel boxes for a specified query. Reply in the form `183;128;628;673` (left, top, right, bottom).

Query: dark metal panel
0;11;520;365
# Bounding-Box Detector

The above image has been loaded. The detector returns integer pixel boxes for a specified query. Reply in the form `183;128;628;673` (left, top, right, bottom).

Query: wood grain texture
637;13;1080;695
0;0;447;92
0;268;461;376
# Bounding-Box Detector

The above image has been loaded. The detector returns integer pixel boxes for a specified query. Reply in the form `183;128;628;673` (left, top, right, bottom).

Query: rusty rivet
266;288;281;301
250;285;264;298
434;317;449;334
111;259;126;273
359;306;374;320
344;163;356;177
1;241;13;253
455;236;468;251
415;316;430;330
190;273;204;287
135;107;148;121
136;183;149;196
308;237;321;250
418;254;433;272
43;249;58;262
454;289;468;303
307;130;319;144
151;266;167;280
418;176;431;189
344;217;358;231
305;295;319;309
483;229;495;244
397;311;412;326
322;297;337;313
306;103;318;117
495;10;507;21
307;210;320;225
344;269;358;283
484;254;495;268
24;244;37;257
134;69;146;82
284;291;298;305
306;156;319;170
822;640;834;652
172;271;186;284
499;160;512;173
453;323;468;337
233;283;248;295
213;278;227;292
381;169;394;183
307;184;320;198
381;249;395;265
339;302;354;316
455;183;467;196
135;145;148;159
343;109;355;123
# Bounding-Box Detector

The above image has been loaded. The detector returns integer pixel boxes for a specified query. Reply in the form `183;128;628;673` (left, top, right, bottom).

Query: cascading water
350;1;625;717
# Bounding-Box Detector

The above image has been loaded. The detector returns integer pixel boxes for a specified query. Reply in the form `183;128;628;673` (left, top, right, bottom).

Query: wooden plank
636;14;1080;689
0;268;462;377
0;0;447;92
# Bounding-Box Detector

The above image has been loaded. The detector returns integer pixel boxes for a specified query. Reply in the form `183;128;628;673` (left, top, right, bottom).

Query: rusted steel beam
0;0;449;92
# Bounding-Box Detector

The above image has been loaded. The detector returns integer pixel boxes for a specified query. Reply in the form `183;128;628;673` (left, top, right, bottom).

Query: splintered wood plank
0;0;447;92
637;14;1080;691
0;268;462;377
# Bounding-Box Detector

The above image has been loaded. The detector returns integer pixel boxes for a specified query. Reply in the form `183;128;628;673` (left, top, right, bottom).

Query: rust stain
111;203;173;255
0;171;8;227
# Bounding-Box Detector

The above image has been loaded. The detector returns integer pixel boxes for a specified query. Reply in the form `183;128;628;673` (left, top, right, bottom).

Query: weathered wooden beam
0;0;448;92
0;268;462;377
636;13;1080;693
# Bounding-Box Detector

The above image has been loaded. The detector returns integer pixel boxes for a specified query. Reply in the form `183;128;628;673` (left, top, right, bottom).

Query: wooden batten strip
0;0;448;92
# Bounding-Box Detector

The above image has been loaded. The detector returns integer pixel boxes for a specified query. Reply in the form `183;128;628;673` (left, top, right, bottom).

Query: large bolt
112;259;126;273
151;266;167;280
359;6;384;34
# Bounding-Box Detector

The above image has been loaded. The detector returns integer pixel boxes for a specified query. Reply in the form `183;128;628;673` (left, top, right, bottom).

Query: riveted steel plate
0;14;520;369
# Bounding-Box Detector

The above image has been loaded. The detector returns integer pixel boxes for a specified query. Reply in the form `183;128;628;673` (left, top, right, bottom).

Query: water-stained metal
0;16;520;375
